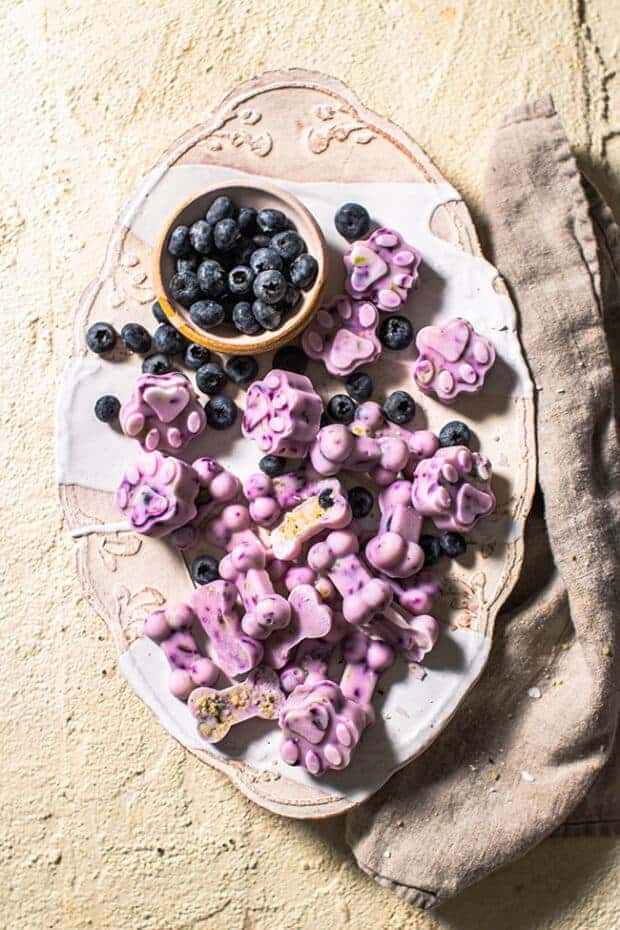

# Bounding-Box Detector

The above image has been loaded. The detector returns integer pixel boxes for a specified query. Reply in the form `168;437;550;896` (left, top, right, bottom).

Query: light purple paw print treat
365;479;424;579
191;580;263;677
344;227;420;311
242;369;323;458
269;478;352;561
171;457;241;548
309;423;410;486
116;450;199;538
307;529;393;625
352;401;439;474
120;371;206;453
189;666;284;743
412;445;496;532
143;602;219;700
381;570;442;616
365;611;438;665
219;535;291;640
301;295;381;376
413;317;496;403
263;585;334;669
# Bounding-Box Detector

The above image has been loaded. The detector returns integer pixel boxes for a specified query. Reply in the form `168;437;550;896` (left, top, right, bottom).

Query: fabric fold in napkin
345;95;620;909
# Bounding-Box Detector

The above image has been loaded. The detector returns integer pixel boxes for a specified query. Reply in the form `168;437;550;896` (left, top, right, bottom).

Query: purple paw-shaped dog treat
301;295;381;376
242;369;323;458
381;570;442;616
412;445;495;532
189;666;284;743
116;450;199;538
120;371;206;453
143;602;219;700
352;402;439;474
309;424;409;486
191;579;263;677
263;584;334;669
219;535;291;639
344;227;420;311
412;317;496;402
269;478;352;561
171;457;241;548
365;611;439;665
365;479;424;578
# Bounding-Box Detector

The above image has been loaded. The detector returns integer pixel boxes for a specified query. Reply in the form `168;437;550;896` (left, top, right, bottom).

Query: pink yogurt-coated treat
143;602;219;701
301;295;381;376
204;503;256;551
309;423;410;486
120;372;206;453
352;402;439;474
381;570;442;616
284;566;338;602
412;445;495;532
365;479;424;579
307;529;393;625
365;611;439;665
242;369;323;458
412;317;496;403
340;630;395;723
243;467;322;528
116;450;198;538
191;580;263;678
219;535;291;640
344;227;421;312
263;585;334;669
171;457;241;548
189;666;284;743
269;478;352;561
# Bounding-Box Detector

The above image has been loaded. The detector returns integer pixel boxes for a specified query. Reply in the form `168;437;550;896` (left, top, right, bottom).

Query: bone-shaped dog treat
309;424;410;486
243;467;322;528
307;529;392;625
269;478;352;561
365;479;424;578
344;227;420;311
284;566;338;603
190;580;263;677
116;450;199;538
412;445;495;532
120;371;206;453
352;402;439;474
365;612;439;665
219;535;291;639
339;630;395;723
263;585;334;669
242;369;323;458
413;317;496;403
301;294;381;376
170;457;241;548
204;503;256;551
143;603;219;700
381;570;442;616
189;666;284;743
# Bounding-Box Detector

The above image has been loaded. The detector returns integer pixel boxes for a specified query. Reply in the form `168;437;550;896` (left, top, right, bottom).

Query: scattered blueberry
86;321;117;354
232;301;261;335
142;353;172;375
271;230;306;262
190;554;220;586
272;345;308;374
206;195;234;225
196;362;227;395
94;394;120;423
259;454;288;477
252;299;283;331
205;395;238;430
153;323;187;356
213;217;240;252
151;300;168;324
327;394;356;424
176;253;201;273
169;270;202;307
225;355;258;385
120;322;151;355
348;486;374;519
197;260;227;298
439;420;472;448
168;225;191;257
253;269;287;305
318;489;335;509
189;299;225;331
383;390;416;425
257;207;287;234
189;220;213;255
183;343;211;370
439;532;467;558
250;247;283;274
420;534;442;567
334;202;371;241
345;371;373;402
252;233;272;249
237;206;257;234
228;265;254;296
378;314;414;350
289;253;318;289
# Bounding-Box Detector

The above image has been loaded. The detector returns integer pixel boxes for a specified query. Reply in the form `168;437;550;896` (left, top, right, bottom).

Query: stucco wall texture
1;1;619;928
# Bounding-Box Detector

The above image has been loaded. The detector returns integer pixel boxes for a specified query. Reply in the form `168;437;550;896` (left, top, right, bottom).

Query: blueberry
250;247;283;274
289;253;318;289
190;554;220;586
206;195;234;225
252;299;283;331
420;534;442;567
282;284;301;311
213;217;240;252
232;301;261;335
225;355;258;385
189;220;213;255
94;394;120;423
176;253;201;273
345;371;373;402
237;206;257;234
378;314;414;350
121;322;151;355
169;270;202;307
272;345;308;374
142;353;172;375
183;343;211;370
383;390;416;425
153;323;187;355
271;230;305;262
318;489;335;510
439;420;472;448
327;394;356;424
257;208;287;234
439;532;467;558
252;233;272;249
196;362;227;395
232;237;255;267
253;269;287;305
228;265;254;296
348;486;374;518
259;454;288;477
205;395;238;430
86;321;117;354
190;300;225;331
197;259;227;298
334;203;371;241
167;225;191;257
151;300;168;324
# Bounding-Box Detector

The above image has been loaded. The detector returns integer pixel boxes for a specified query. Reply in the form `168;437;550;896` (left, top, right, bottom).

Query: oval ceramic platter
57;70;536;819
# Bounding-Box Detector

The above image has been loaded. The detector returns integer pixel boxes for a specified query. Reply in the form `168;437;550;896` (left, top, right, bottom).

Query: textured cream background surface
1;1;619;928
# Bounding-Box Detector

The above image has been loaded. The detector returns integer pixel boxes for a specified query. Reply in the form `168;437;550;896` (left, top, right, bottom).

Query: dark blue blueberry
167;225;191;257
225;355;258;385
232;301;261;335
378;315;414;350
250;247;283;274
271;230;305;262
318;489;335;509
153;323;187;356
253;269;287;305
272;345;308;374
345;371;373;402
142;353;172;375
189;220;213;255
206;195;234;225
197;259;227;298
94;394;120;423
252;233;272;249
334;202;370;241
190;300;225;331
176;253;201;273
205;395;238;430
289;253;318;290
169;270;202;307
237;206;257;234
121;322;151;355
347;486;374;519
213;217;240;252
151;300;168;324
282;284;301;311
327;394;356;424
439;532;467;558
420;534;442;567
232;237;255;267
383;390;416;425
228;265;254;296
257;208;287;234
86;321;117;354
252;299;283;331
196;362;227;395
259;454;288;477
183;343;211;370
439;420;472;448
190;554;220;585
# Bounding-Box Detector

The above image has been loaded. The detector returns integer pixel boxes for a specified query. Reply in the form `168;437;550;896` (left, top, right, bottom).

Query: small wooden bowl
153;180;327;356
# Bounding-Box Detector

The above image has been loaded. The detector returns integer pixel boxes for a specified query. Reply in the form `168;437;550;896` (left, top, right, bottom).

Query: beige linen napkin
345;96;620;909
